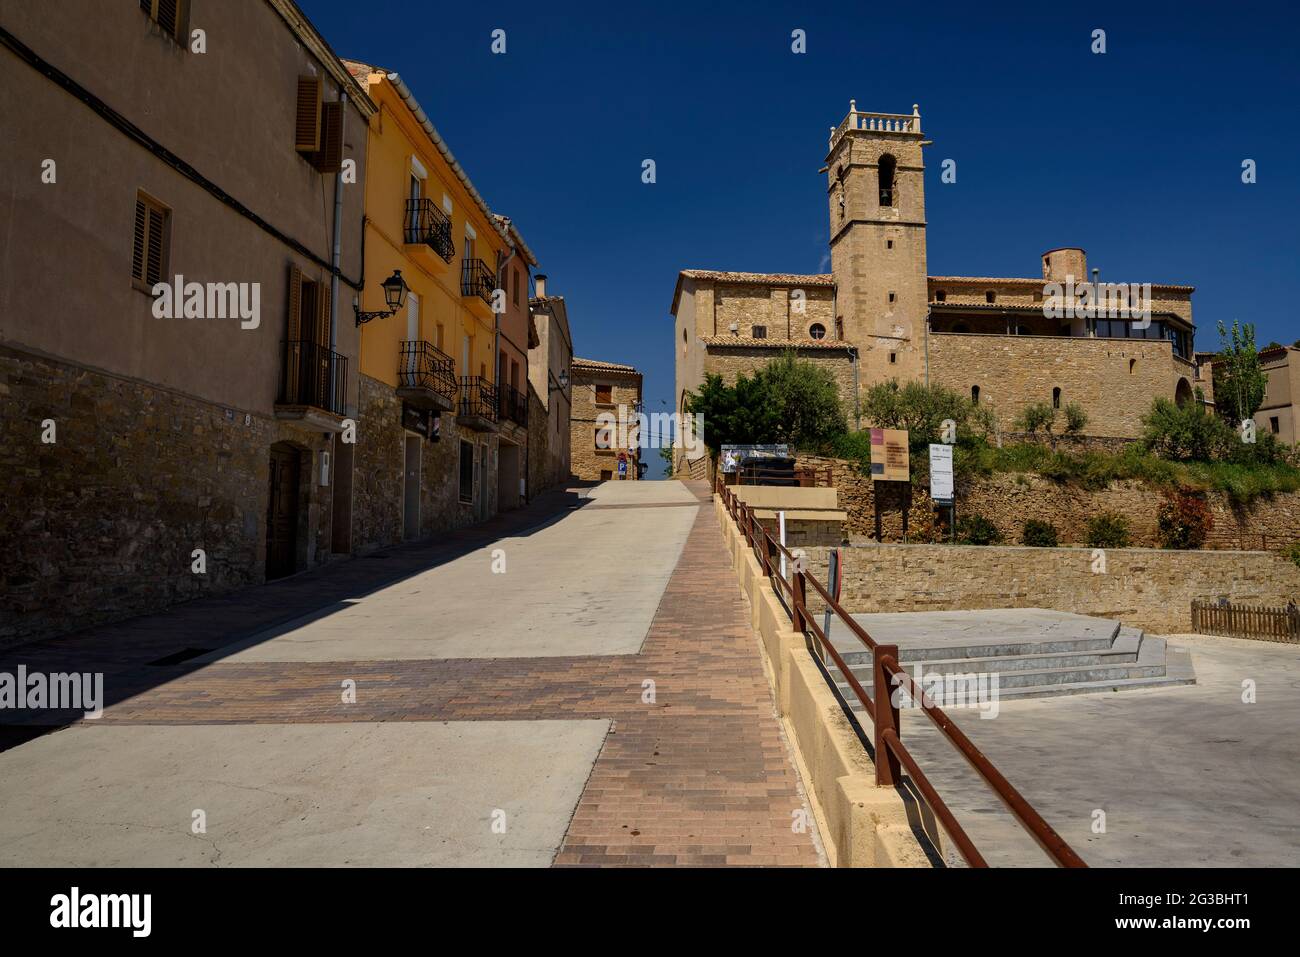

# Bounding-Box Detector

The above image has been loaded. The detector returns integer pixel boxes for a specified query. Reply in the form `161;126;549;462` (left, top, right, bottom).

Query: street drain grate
147;648;213;666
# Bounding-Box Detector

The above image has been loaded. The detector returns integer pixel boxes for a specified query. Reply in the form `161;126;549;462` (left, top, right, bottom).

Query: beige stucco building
673;102;1206;455
1247;345;1300;445
528;275;574;490
0;0;374;644
570;358;643;481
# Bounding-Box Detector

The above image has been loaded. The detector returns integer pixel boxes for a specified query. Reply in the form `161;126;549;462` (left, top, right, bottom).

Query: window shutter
132;200;147;283
287;264;303;340
295;77;322;153
156;0;179;37
312;102;344;173
315;280;332;346
145;206;165;286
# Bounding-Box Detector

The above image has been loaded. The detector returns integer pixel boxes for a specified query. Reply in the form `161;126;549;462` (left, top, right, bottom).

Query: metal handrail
403;198;455;262
461;257;495;305
716;476;1086;868
398;340;456;400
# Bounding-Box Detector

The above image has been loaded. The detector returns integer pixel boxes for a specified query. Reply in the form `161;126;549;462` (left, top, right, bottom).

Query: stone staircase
823;610;1195;711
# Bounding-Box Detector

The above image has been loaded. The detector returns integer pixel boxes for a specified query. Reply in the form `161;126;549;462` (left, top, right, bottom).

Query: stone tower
825;102;929;392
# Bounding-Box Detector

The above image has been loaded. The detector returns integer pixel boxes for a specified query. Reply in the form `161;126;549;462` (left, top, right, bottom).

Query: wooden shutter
315;280;332;346
295;76;322;152
287;264;303;340
132;199;147;283
312;102;344;173
155;0;179;37
145;205;165;285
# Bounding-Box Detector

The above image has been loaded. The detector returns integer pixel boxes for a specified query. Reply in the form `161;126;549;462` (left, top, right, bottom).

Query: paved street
0;481;824;867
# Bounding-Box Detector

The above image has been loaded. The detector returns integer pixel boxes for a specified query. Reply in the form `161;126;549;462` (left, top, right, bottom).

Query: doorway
403;435;421;541
266;445;301;580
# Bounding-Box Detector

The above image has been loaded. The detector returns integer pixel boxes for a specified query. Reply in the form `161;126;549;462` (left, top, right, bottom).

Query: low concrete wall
801;542;1300;634
715;494;934;868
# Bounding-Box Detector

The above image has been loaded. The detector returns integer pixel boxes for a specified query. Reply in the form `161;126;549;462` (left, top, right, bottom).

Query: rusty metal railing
716;476;1086;868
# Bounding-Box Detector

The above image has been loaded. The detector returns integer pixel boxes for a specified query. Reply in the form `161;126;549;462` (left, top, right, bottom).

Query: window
600;470;614;481
886;239;894;249
1052;387;1062;409
682;328;688;356
595;384;613;404
934;290;946;302
752;325;767;339
971;385;980;404
878;154;896;206
808;323;826;340
294;76;343;172
1271;417;1281;435
888;292;896;304
952;322;970;334
889;352;897;364
140;0;187;43
458;441;474;503
985;290;996;304
512;267;520;306
131;192;169;289
286;264;329;344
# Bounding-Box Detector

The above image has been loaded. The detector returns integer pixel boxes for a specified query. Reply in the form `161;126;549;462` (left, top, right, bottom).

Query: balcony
461;257;496;315
397;340;456;413
404;198;455;264
275;339;348;429
498;384;528;428
457;375;498;432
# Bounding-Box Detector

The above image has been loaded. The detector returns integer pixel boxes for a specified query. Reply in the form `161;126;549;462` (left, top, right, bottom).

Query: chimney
535;274;547;298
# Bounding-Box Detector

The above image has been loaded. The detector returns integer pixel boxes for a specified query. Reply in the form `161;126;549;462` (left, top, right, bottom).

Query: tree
1212;320;1267;426
860;379;994;449
1017;402;1056;436
1063;402;1088;435
682;352;846;453
1142;394;1235;462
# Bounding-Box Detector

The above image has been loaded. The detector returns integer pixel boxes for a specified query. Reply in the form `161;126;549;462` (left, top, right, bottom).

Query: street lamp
354;269;410;325
549;369;569;393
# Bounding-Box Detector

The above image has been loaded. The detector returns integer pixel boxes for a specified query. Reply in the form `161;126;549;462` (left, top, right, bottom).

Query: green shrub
1086;512;1131;549
959;514;1002;545
1156;492;1213;549
1283;542;1300;569
1142;397;1235;462
1063;402;1088;435
1017;402;1057;435
1021;519;1060;547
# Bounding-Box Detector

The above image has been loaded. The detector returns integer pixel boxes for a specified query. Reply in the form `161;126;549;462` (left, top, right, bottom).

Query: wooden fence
1191;599;1300;643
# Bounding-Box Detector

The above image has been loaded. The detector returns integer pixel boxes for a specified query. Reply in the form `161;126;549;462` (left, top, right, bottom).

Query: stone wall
352;374;494;553
570;366;642;481
799;542;1300;635
928;332;1193;439
0;344;334;649
795;453;1300;551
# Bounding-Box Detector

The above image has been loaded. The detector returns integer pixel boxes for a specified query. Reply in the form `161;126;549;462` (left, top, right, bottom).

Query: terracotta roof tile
679;269;834;286
699;336;851;350
572;357;641;373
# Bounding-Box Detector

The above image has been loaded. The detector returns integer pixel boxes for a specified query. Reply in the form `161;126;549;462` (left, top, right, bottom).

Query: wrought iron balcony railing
458;375;498;423
498;384;528;426
278;339;347;415
398;340;457;404
461;257;496;306
403;198;455;262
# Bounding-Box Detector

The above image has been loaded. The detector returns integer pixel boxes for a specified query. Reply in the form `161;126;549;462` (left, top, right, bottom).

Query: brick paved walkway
1;482;824;866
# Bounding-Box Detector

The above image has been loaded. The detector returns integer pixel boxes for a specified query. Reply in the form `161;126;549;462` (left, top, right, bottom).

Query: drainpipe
923;306;931;387
852;345;860;430
329;92;347;362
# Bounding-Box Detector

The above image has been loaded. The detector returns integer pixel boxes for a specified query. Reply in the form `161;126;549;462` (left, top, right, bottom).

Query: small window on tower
878;154;897;207
888;292;896;304
1053;387;1062;409
889;352;897;364
887;239;894;249
752;325;767;339
971;385;981;404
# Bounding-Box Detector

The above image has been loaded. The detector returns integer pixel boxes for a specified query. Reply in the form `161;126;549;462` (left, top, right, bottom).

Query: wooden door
266;447;300;579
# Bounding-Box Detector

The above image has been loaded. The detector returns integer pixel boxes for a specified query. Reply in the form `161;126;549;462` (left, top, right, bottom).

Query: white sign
929;444;954;502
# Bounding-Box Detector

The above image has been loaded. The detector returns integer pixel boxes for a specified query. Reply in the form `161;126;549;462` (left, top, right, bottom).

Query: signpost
869;429;909;482
929;442;956;542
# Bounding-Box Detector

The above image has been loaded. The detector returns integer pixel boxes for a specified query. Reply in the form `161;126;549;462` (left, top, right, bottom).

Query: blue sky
299;0;1300;477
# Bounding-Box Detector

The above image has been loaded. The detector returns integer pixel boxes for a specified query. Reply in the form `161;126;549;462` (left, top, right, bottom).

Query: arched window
971;385;980;404
682;328;688;357
1052;387;1061;409
808;323;826;340
878;154;897;207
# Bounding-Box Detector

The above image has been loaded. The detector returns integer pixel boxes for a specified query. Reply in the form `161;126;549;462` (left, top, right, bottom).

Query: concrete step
837;672;1196;709
838;660;1167;694
840;647;1141;679
834;621;1123;667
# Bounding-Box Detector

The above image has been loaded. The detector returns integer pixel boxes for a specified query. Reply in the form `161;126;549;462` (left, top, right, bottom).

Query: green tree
1212;320;1268;426
860;379;994;448
1063;402;1088;435
1017;402;1056;436
1142;394;1235;462
682;352;846;453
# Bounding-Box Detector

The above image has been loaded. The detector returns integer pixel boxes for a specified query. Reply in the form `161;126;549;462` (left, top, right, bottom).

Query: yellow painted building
347;63;509;390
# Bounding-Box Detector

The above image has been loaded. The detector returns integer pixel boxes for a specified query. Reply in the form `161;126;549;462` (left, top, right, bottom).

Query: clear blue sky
300;0;1300;477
